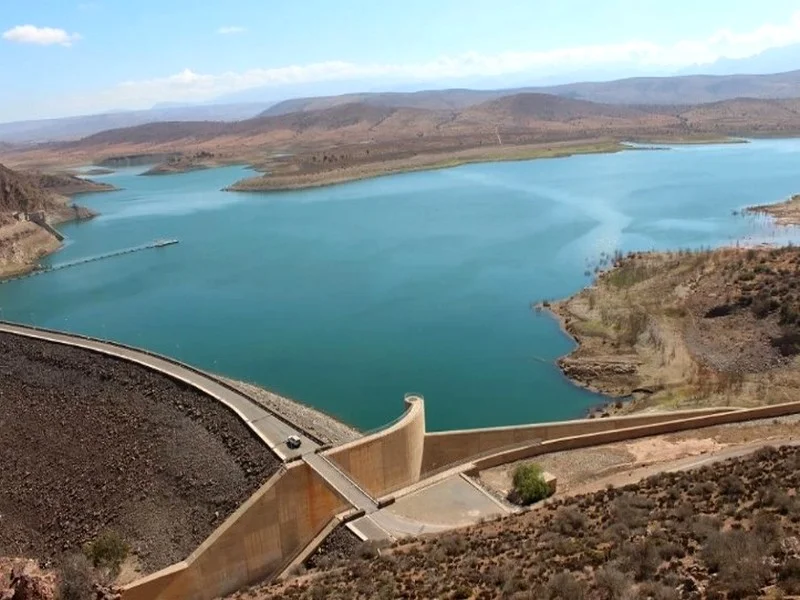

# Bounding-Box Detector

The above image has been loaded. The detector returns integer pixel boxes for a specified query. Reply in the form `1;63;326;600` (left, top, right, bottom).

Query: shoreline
225;140;630;192
0;173;117;279
224;135;742;193
546;237;800;418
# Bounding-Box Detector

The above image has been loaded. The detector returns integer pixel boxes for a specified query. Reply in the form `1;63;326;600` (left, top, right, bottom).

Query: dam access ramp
2;239;179;283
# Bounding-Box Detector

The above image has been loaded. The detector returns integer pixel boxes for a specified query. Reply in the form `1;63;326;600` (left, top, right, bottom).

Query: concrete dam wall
324;395;426;498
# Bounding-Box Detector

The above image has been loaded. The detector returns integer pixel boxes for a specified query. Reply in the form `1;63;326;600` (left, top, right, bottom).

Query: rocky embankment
0;164;113;277
551;245;800;414
222;378;360;445
0;332;280;573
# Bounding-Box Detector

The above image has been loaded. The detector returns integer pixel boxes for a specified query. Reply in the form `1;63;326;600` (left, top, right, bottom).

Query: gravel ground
222;378;360;446
0;332;280;573
303;526;362;569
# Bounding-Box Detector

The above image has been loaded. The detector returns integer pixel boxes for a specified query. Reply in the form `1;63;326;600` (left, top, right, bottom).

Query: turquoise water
3;140;800;431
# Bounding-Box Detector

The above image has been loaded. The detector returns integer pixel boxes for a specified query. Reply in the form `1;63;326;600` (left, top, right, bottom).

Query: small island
141;151;219;176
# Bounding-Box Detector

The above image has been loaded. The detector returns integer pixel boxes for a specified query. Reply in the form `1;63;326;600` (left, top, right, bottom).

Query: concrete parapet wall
468;400;800;473
422;406;739;474
324;396;426;498
122;462;347;600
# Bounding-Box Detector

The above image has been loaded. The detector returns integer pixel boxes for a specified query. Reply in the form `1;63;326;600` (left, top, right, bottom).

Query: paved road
0;322;319;461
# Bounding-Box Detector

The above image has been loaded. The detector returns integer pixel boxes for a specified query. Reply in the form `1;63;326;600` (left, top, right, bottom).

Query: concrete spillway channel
1;239;179;284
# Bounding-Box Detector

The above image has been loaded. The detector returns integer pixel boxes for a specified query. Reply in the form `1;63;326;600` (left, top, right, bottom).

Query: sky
3;0;800;122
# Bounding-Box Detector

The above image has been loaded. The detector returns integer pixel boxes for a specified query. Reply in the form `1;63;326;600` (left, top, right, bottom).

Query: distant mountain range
261;70;800;116
6;67;800;144
0;103;271;144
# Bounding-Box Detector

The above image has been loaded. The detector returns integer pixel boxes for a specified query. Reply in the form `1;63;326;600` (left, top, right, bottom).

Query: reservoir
3;139;800;430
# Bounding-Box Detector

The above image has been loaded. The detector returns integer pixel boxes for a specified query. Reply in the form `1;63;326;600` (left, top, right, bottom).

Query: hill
0;103;271;144
0;164;110;277
240;444;800;599
261;69;800;117
6;92;800;191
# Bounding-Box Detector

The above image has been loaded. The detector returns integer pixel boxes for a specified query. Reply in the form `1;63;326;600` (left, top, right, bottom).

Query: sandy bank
225;140;628;192
748;193;800;227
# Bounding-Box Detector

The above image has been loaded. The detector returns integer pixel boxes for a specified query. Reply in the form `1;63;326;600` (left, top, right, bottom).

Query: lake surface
3;140;800;431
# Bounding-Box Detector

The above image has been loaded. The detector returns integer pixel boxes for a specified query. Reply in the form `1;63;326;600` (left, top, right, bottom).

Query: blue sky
3;0;800;121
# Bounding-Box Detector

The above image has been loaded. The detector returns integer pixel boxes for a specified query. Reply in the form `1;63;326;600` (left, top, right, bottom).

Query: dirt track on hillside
0;332;280;573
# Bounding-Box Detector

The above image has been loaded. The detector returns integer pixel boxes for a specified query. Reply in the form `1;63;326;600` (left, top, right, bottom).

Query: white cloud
92;10;800;108
7;10;800;120
217;26;246;35
2;25;82;46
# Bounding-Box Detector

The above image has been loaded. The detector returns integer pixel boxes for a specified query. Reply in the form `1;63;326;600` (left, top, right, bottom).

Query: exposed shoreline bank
224;136;739;193
548;227;800;418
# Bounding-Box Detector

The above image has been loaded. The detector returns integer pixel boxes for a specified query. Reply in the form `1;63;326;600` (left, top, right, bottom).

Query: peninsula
748;193;800;226
551;237;800;415
0;164;115;278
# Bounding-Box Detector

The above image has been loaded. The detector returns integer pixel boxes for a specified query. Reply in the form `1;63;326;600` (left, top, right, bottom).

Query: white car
286;435;302;449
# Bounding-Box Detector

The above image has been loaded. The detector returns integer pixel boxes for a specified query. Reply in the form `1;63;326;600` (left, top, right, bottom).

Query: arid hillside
552;244;800;415
6;93;800;174
239;444;800;599
0;332;280;573
261;69;800;115
0;163;110;276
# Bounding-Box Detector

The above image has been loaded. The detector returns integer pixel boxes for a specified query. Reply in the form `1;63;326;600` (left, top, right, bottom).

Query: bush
83;530;129;576
543;571;585;600
552;507;587;536
58;554;95;600
509;463;551;505
594;566;632;600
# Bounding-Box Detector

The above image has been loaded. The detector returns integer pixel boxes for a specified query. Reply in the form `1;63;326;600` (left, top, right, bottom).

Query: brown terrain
0;164;113;277
551;236;800;415
0;331;280;575
237;444;800;599
6;93;800;191
749;193;800;226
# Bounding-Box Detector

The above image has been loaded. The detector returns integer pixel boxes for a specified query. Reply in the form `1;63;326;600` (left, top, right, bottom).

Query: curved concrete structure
123;462;348;600
421;406;740;474
324;394;426;497
10;319;800;599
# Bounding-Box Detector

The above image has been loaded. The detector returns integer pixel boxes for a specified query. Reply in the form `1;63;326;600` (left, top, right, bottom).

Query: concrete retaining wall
469;400;800;473
422;406;739;474
324;396;426;498
122;462;348;600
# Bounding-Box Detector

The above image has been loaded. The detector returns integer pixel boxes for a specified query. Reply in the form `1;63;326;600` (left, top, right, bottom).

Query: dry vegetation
0;163;111;276
552;244;800;413
238;444;800;599
5;92;800;189
749;194;800;227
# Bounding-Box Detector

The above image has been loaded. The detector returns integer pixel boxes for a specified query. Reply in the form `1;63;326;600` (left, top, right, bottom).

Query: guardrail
0;320;325;446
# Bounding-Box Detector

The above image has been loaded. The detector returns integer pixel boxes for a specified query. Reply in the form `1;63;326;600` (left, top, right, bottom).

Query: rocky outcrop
0;559;56;600
0;163;105;277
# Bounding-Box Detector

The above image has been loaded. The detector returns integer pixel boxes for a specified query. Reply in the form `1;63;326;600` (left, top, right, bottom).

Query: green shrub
510;463;552;505
83;530;129;576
